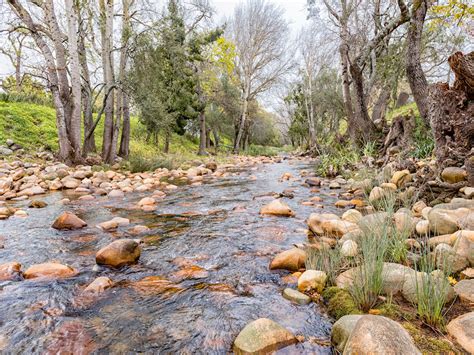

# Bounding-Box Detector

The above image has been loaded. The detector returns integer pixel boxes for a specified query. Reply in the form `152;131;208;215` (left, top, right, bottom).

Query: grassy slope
0;100;285;169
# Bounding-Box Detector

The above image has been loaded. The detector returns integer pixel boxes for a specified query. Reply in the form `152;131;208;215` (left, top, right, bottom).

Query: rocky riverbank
234;158;473;354
0;154;472;353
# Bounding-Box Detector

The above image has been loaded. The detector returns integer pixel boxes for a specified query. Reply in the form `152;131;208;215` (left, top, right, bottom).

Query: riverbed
0;158;340;353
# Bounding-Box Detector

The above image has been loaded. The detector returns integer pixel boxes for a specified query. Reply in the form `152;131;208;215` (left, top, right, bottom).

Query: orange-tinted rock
95;239;141;268
52;212;87;230
83;276;113;294
0;262;22;280
269;248;306;272
171;265;209;282
260;199;294;217
24;262;76;279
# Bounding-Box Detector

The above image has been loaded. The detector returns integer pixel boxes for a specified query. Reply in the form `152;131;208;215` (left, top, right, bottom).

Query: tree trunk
406;0;431;126
233;85;250;154
66;0;82;163
371;85;391;124
428;52;474;169
212;128;219;149
7;0;73;163
164;130;170;153
198;110;207;155
100;0;115;164
349;62;378;145
119;92;130;158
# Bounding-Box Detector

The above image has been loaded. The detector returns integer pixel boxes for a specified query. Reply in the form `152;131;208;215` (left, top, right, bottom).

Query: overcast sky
0;0;310;78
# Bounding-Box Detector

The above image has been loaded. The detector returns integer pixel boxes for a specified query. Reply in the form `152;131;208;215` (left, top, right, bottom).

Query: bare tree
229;0;292;153
7;0;82;164
0;29;28;91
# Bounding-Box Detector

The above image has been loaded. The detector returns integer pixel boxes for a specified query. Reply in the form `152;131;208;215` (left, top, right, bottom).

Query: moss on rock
402;322;456;354
323;286;362;320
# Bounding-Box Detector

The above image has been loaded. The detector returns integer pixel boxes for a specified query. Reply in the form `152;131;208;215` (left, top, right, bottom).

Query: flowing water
0;158;341;354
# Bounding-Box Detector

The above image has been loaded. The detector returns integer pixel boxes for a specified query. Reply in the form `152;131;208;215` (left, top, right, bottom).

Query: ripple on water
0;159;336;353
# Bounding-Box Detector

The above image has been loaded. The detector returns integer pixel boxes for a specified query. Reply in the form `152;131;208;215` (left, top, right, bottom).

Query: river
0;158;340;353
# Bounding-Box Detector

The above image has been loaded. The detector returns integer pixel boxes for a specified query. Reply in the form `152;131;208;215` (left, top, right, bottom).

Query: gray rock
282;288;311;305
453;279;474;303
0;147;13;156
446;312;474;353
331;315;363;353
343;315;421;354
402;271;455;304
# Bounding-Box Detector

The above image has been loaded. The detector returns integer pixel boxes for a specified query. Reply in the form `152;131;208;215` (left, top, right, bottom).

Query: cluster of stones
234;165;474;354
0;155;283;294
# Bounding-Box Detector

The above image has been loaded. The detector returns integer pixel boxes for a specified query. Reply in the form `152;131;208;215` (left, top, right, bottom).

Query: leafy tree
129;0;200;152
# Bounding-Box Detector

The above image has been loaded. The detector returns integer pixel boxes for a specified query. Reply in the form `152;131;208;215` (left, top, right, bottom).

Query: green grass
0;100;288;170
0;101;58;151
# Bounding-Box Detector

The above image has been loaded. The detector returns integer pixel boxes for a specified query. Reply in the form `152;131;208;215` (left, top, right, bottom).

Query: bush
314;143;360;177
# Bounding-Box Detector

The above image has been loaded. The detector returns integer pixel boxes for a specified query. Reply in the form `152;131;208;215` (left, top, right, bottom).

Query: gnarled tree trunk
428;51;474;169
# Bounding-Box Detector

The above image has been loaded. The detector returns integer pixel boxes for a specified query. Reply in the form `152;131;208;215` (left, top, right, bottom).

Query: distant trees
229;0;292;153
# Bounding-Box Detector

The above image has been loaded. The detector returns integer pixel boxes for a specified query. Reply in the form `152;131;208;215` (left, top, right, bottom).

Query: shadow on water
0;158;343;353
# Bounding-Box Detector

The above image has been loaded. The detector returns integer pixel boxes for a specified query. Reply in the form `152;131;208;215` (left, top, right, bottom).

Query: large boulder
343;315;420;354
453;279;474;303
402;272;455;304
307;213;339;235
331;315;364;353
357;212;391;235
95;239;141;268
427;208;471;235
320;220;359;238
336;263;415;295
24;262;76;279
52;212;87;230
446;312;474;353
297;270;327;293
259;199;294;217
453;231;474;266
233;318;297;354
0;262;22;281
269;248;306;272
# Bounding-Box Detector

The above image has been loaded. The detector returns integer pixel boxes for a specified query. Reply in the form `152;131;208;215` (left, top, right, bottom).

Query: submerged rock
233;318;297;354
83;276;113;294
52;212;87;230
29;200;48;208
95;239;141;268
24;262;76;279
0;262;22;281
259;199;294;217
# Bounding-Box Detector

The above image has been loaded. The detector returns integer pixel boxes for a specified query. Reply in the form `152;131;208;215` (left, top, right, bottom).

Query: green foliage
246;144;281;157
305;245;346;286
350;222;390;312
412;244;453;329
410;115;434;159
314;144;360;177
129;0;200;142
0;101;58;151
322;287;362;320
0;75;52;107
287;68;345;148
